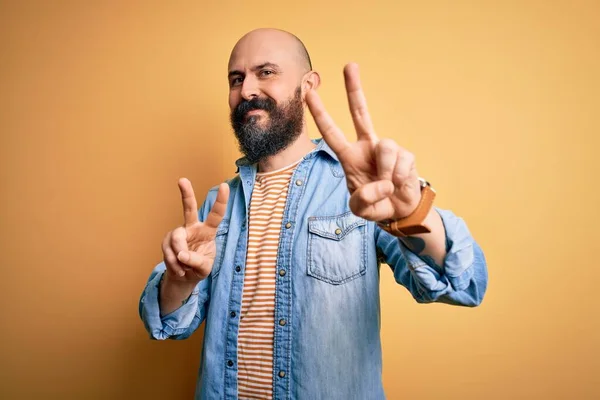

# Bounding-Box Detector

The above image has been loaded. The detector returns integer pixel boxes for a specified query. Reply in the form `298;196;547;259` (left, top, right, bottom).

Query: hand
161;178;229;284
306;63;422;222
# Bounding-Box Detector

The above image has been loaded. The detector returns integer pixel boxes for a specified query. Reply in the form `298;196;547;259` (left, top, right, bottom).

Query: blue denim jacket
139;138;488;400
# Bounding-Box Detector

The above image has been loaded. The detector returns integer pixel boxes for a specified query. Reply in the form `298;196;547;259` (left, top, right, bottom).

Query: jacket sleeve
375;207;488;306
138;187;219;340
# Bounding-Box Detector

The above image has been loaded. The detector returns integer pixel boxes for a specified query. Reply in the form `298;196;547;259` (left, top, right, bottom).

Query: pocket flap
308;212;366;241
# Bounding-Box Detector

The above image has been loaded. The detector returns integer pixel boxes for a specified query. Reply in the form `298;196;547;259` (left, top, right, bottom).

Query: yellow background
1;1;598;399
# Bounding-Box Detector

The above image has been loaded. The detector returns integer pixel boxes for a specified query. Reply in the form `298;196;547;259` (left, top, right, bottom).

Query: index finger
203;182;230;230
305;89;350;155
178;178;199;227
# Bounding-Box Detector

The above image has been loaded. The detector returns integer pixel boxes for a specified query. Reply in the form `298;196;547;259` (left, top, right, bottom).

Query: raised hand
162;178;229;283
306;63;422;222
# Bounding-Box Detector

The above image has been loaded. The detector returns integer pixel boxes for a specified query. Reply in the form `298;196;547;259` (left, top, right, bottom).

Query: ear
301;70;321;99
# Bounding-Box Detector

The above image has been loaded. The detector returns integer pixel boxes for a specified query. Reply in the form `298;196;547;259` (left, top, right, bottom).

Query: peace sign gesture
306;63;422;222
161;179;229;282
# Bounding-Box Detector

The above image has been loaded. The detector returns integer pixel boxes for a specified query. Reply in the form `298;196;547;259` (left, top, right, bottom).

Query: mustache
233;97;277;121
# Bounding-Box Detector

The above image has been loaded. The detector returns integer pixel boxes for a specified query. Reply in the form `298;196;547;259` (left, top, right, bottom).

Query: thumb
177;251;212;277
349;180;395;220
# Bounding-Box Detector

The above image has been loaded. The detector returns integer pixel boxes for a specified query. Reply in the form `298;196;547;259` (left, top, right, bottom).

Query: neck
257;131;316;173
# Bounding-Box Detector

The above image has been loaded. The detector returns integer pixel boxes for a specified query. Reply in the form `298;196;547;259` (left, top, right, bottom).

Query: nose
240;75;260;101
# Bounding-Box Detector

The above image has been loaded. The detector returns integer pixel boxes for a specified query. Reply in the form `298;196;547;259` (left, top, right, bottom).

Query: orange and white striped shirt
236;159;300;400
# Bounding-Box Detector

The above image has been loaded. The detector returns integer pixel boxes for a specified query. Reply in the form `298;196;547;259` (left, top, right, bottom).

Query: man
140;28;488;400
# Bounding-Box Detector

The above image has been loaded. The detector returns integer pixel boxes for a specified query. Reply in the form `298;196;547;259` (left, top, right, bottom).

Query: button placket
273;163;308;399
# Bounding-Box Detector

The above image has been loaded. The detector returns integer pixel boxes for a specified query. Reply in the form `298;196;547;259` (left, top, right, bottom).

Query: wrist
160;273;197;300
378;178;436;237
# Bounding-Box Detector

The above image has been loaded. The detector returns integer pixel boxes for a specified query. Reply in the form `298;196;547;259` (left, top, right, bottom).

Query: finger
349;180;395;220
178;178;199;227
344;63;377;142
393;148;416;184
170;227;189;257
164;246;187;277
162;233;186;277
376;139;399;182
203;183;230;231
305;89;350;155
177;251;212;279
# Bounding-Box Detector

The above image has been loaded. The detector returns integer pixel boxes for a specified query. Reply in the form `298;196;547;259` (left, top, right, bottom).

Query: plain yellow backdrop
1;1;598;399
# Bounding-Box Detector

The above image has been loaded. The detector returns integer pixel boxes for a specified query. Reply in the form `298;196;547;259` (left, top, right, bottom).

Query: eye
230;77;243;87
260;70;274;77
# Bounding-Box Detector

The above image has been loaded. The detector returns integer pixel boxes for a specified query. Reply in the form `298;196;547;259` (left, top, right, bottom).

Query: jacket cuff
140;271;199;340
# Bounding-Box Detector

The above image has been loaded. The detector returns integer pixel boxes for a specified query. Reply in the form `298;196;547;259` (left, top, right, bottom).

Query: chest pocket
211;218;230;278
307;212;367;285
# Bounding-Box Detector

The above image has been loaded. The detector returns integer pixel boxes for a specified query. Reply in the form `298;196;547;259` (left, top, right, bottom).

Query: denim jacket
139;138;488;400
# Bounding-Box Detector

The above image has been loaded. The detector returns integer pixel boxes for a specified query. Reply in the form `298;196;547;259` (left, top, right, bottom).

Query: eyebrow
228;62;281;78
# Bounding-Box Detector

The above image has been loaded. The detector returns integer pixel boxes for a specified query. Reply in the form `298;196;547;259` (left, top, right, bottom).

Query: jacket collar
234;138;339;172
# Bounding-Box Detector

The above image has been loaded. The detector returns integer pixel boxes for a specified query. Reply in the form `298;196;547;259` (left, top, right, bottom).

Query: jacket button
278;370;286;378
235;266;241;272
279;319;286;326
279;269;286;277
335;228;342;235
227;360;234;367
230;311;236;318
285;222;292;229
295;179;303;186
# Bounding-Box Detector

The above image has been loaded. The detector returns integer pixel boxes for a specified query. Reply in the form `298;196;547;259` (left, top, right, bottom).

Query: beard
230;87;304;164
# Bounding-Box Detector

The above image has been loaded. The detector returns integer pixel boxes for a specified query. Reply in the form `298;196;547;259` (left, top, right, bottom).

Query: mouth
243;109;268;123
246;109;266;116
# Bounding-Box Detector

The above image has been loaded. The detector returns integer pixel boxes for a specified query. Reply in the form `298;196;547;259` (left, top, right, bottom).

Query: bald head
226;29;320;164
226;28;321;134
228;28;312;74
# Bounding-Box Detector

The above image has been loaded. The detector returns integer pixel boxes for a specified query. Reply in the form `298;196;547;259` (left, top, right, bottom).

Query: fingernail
177;251;189;262
178;270;185;277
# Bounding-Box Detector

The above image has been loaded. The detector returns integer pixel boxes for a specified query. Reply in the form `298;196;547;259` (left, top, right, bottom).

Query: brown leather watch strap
377;184;436;237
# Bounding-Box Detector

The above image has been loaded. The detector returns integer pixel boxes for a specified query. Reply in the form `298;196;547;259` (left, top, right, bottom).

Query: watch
377;178;436;237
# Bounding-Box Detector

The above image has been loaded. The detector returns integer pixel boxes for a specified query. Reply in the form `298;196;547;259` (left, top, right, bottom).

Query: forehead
228;36;301;72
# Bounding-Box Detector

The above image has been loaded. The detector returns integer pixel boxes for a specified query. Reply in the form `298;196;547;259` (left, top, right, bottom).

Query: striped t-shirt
236;159;300;400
